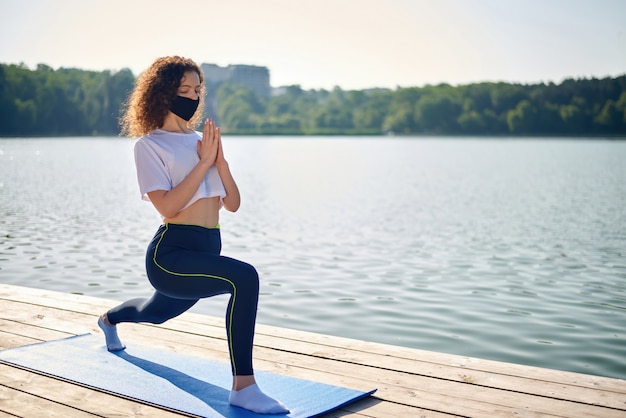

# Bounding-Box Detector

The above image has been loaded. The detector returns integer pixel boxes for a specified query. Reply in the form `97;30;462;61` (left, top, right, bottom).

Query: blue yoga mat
0;334;375;418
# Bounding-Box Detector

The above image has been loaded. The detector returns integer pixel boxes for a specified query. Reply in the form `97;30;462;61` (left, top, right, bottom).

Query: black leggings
107;223;259;376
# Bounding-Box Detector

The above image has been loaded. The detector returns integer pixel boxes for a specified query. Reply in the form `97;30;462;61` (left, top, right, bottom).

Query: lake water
1;136;625;380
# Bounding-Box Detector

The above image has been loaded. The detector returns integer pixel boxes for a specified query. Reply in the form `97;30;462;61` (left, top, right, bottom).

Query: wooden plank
77;319;602;418
0;330;40;352
0;305;386;417
0;363;194;417
1;284;625;418
0;315;591;417
0;317;72;345
247;339;626;410
0;299;544;417
0;290;616;416
0;386;96;418
324;397;461;418
0;359;411;418
89;310;623;414
3;284;624;398
0;299;498;417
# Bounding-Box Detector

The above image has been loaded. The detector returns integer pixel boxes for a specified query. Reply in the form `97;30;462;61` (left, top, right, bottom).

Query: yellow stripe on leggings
152;224;239;375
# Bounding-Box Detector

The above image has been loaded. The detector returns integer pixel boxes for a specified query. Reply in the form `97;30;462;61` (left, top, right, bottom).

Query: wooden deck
0;283;624;418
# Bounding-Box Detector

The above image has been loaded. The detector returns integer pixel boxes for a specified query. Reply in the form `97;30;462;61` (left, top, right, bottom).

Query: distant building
200;63;270;121
201;64;231;85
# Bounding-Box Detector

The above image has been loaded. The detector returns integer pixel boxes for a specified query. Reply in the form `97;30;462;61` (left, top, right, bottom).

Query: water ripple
1;137;625;380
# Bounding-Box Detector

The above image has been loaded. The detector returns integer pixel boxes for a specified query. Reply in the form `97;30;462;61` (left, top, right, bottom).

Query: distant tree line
1;62;624;137
0;63;134;136
216;77;626;136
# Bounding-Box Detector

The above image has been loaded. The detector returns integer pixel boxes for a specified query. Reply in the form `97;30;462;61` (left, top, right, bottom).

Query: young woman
97;56;288;415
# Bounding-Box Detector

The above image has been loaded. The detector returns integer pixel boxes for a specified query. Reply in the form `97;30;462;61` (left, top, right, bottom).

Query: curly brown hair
120;56;205;137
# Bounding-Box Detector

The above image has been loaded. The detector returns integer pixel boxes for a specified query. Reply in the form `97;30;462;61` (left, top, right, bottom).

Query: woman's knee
138;295;197;323
141;306;189;324
245;263;260;289
233;260;260;293
143;313;169;324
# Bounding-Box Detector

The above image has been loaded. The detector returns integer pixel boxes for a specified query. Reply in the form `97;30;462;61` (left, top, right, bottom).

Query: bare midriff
162;196;222;228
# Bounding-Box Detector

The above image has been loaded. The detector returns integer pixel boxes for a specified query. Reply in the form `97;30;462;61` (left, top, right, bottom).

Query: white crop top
134;129;226;213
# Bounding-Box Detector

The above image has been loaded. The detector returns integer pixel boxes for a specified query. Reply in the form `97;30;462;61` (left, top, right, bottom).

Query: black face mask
169;96;199;121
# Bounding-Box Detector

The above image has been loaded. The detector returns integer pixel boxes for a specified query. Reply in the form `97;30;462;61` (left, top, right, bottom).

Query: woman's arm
148;120;220;218
215;128;241;212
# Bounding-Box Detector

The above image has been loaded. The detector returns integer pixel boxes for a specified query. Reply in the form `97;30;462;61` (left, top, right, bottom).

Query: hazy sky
1;0;624;90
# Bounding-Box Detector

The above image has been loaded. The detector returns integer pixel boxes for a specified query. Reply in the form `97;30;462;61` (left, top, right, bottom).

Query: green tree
559;104;585;133
313;88;354;131
507;100;537;134
594;99;625;133
216;83;265;131
457;110;487;134
353;91;391;132
382;103;414;134
0;63;624;137
414;95;462;133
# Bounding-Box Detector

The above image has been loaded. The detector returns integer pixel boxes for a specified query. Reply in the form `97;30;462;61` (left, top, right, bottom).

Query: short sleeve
134;139;172;201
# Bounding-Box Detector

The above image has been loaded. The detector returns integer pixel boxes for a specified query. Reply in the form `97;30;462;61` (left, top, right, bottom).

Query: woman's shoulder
134;130;168;153
135;129;201;156
142;129;201;141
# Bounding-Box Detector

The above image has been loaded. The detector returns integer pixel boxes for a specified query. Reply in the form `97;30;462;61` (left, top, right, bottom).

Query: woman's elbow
224;202;240;212
158;207;180;218
152;202;179;218
148;191;180;218
223;197;240;212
